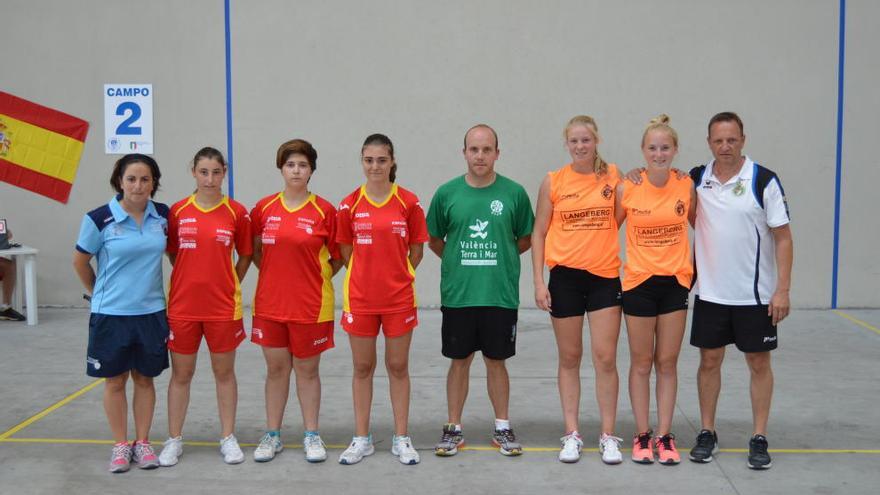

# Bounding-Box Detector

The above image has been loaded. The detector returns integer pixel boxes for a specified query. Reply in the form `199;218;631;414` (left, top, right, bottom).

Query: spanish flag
0;91;89;203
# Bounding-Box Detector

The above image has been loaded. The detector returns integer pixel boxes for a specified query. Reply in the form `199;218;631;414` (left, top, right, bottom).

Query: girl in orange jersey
615;115;695;465
159;147;253;467
249;139;343;464
336;134;428;466
532;115;625;464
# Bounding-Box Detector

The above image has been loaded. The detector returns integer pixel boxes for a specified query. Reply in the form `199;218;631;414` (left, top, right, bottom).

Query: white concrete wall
0;0;874;308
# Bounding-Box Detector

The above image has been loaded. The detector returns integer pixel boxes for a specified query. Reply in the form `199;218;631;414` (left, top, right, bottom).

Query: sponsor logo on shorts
313;336;328;346
235;329;244;339
763;336;777;343
510;323;517;342
405;315;415;323
345;312;354;324
253;328;263;340
168;331;175;341
87;356;101;370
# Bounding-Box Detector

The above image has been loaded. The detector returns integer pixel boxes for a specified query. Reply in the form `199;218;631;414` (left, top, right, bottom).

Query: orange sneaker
656;433;681;465
631;431;654;464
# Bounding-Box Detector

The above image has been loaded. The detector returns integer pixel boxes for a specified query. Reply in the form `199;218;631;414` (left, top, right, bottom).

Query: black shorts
622;276;690;317
86;311;170;378
548;265;622;318
441;306;517;360
690;297;777;353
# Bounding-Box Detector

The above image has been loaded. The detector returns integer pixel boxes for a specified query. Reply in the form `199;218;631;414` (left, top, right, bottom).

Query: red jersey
337;184;428;314
167;195;253;321
252;193;341;323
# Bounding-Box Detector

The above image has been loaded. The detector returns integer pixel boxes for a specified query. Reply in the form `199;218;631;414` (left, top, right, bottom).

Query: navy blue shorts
86;311;170;378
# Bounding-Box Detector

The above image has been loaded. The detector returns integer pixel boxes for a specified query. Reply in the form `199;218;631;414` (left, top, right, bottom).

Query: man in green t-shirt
426;124;534;457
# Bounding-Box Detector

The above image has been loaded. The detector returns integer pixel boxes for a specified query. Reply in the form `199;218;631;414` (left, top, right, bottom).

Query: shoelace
656;435;675;451
751;437;769;455
440;430;460;445
497;429;516;444
602;435;623;452
112;443;131;460
561;434;582;450
696;431;715;449
258;434;276;452
635;433;651;449
136;442;155;459
305;436;323;449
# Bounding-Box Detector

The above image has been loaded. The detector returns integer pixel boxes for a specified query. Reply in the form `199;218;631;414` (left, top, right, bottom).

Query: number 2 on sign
115;102;142;135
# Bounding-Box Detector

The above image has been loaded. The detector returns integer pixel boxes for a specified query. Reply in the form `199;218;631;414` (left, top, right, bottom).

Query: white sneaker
391;435;420;465
338;436;375;465
158;436;183;467
599;433;623;464
253;433;283;462
303;434;327;463
220;434;245;464
559;433;583;463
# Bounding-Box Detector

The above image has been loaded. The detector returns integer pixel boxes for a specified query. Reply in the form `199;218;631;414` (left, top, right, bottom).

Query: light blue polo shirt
76;195;169;315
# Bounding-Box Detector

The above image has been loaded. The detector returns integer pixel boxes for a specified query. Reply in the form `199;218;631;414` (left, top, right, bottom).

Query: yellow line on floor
834;310;880;336
1;438;879;454
0;379;105;441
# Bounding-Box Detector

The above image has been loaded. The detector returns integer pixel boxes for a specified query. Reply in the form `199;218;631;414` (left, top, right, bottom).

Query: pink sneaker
108;442;132;473
132;440;159;469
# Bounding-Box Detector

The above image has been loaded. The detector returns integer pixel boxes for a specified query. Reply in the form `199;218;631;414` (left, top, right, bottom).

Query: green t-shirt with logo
426;174;535;308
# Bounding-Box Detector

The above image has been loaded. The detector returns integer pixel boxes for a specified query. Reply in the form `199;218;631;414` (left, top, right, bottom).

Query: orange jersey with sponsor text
251;193;341;323
336;184;428;314
167;196;253;321
544;163;621;277
620;172;693;291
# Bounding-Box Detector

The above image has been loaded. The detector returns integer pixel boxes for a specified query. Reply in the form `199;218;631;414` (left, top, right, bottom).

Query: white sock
0;303;9;311
495;419;511;431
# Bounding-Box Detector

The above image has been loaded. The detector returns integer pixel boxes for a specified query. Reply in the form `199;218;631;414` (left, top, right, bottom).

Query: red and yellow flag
0;91;89;203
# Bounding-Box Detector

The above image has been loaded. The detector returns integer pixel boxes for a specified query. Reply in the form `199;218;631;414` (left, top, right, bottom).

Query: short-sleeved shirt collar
108;194;162;224
705;155;755;186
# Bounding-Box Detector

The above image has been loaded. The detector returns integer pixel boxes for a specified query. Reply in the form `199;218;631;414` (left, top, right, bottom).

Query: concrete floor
1;308;878;494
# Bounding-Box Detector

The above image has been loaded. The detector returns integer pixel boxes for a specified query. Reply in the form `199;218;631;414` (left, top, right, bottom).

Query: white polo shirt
693;156;790;306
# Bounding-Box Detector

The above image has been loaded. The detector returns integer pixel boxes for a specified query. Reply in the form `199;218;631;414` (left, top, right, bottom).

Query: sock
495;419;511;431
354;434;371;444
0;304;9;310
454;424;462;433
304;430;319;438
266;430;280;438
568;430;581;438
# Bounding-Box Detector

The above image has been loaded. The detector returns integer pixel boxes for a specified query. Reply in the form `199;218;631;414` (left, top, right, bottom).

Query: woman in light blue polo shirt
73;153;170;474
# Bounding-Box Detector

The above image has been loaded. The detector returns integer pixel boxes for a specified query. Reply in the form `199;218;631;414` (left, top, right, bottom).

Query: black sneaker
689;429;718;463
0;307;26;321
747;434;772;470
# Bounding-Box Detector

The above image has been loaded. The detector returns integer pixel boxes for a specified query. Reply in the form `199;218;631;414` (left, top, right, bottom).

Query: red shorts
167;318;245;354
251;316;335;359
341;308;418;338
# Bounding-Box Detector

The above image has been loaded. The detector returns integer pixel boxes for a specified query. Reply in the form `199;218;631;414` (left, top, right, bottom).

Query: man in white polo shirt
687;112;792;470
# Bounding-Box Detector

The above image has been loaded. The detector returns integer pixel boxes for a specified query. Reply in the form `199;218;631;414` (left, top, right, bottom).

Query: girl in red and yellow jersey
615;115;695;465
250;139;343;464
531;115;625;464
160;147;252;466
335;134;428;466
